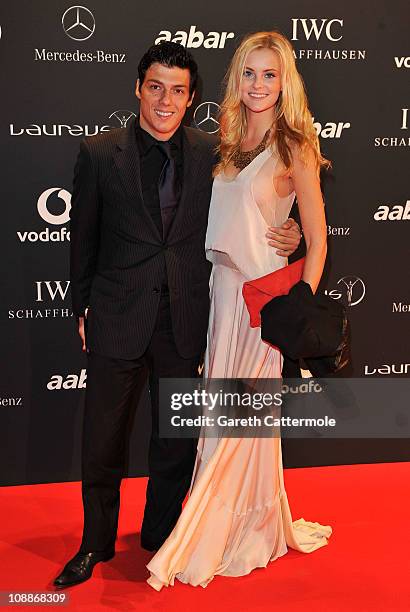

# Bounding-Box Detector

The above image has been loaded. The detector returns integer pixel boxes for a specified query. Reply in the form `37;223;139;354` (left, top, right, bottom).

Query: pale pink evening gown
146;145;332;590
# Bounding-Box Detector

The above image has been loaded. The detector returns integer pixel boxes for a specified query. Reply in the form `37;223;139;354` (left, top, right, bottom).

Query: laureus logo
109;110;136;128
62;6;95;41
193;102;220;134
325;276;366;307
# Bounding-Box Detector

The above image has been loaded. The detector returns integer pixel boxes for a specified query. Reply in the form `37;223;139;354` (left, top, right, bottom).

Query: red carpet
1;463;409;611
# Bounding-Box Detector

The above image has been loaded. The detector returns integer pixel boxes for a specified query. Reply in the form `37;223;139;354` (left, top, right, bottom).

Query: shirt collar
136;117;183;156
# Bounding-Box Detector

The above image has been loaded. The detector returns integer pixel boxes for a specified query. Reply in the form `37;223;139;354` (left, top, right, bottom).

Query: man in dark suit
54;42;301;588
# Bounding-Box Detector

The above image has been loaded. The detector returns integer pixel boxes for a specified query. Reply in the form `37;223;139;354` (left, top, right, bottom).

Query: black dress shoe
53;550;114;588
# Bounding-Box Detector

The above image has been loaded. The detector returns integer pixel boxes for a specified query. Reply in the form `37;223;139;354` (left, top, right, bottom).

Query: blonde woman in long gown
146;31;332;590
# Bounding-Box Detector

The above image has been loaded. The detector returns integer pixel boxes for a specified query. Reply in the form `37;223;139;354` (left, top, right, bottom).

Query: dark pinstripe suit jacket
69;117;217;359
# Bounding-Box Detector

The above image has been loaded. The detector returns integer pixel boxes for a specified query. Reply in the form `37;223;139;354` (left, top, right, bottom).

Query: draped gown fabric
146;145;332;590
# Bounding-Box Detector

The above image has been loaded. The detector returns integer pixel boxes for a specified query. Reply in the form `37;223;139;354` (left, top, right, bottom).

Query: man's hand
266;217;302;257
78;316;86;352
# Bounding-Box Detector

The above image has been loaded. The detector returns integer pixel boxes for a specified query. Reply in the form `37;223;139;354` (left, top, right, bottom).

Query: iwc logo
374;108;410;148
193;102;220;134
291;18;366;61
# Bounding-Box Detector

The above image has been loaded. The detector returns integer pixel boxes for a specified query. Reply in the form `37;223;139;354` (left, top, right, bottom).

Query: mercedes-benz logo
109;110;136;129
62;6;95;41
337;276;366;307
193;102;220;134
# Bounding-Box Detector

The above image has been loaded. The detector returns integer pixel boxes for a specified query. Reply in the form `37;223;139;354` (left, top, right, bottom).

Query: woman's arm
289;144;327;293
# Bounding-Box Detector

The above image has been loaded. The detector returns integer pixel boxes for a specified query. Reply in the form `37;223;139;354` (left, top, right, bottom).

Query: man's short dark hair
138;41;198;97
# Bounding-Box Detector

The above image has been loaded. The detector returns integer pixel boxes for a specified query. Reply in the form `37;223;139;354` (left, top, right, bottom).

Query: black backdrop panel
0;0;409;485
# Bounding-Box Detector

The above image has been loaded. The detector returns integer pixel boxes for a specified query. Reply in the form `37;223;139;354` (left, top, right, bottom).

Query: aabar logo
313;118;350;138
373;201;410;221
47;369;87;390
155;26;234;49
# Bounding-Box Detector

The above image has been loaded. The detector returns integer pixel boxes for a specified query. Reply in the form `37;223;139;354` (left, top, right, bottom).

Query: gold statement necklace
232;129;271;171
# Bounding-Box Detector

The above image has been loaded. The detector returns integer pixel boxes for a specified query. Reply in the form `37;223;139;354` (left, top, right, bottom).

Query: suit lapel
113;118;162;242
167;126;201;243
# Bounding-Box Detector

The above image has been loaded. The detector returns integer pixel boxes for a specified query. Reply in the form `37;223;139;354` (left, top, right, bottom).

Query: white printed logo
109;110;136;128
35;281;70;302
394;57;410;69
364;363;409;376
193;102;220;134
291;18;343;42
313;118;350;138
155;26;234;49
374;200;410;221
325;276;366;307
47;369;87;390
37;188;71;224
62;6;95;41
374;108;410;147
17;188;71;243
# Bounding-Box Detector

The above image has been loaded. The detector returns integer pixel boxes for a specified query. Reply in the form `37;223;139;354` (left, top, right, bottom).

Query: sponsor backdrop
0;0;409;485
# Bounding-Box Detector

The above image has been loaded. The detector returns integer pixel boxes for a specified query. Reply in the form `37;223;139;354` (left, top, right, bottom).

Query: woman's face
240;48;282;116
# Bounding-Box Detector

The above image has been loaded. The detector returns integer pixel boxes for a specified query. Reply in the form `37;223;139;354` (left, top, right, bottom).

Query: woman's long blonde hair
214;30;330;177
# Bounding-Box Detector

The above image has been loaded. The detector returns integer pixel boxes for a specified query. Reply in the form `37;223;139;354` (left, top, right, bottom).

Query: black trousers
79;293;199;553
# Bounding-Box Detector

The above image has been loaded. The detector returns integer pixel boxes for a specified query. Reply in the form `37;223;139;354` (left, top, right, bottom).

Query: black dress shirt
135;120;183;238
135;120;184;293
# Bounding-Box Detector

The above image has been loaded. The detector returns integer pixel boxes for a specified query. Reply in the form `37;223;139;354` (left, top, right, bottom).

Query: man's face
136;62;194;140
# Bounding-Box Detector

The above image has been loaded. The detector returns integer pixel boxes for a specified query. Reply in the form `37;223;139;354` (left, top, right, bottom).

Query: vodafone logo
394;57;410;69
17;188;72;243
37;188;71;224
